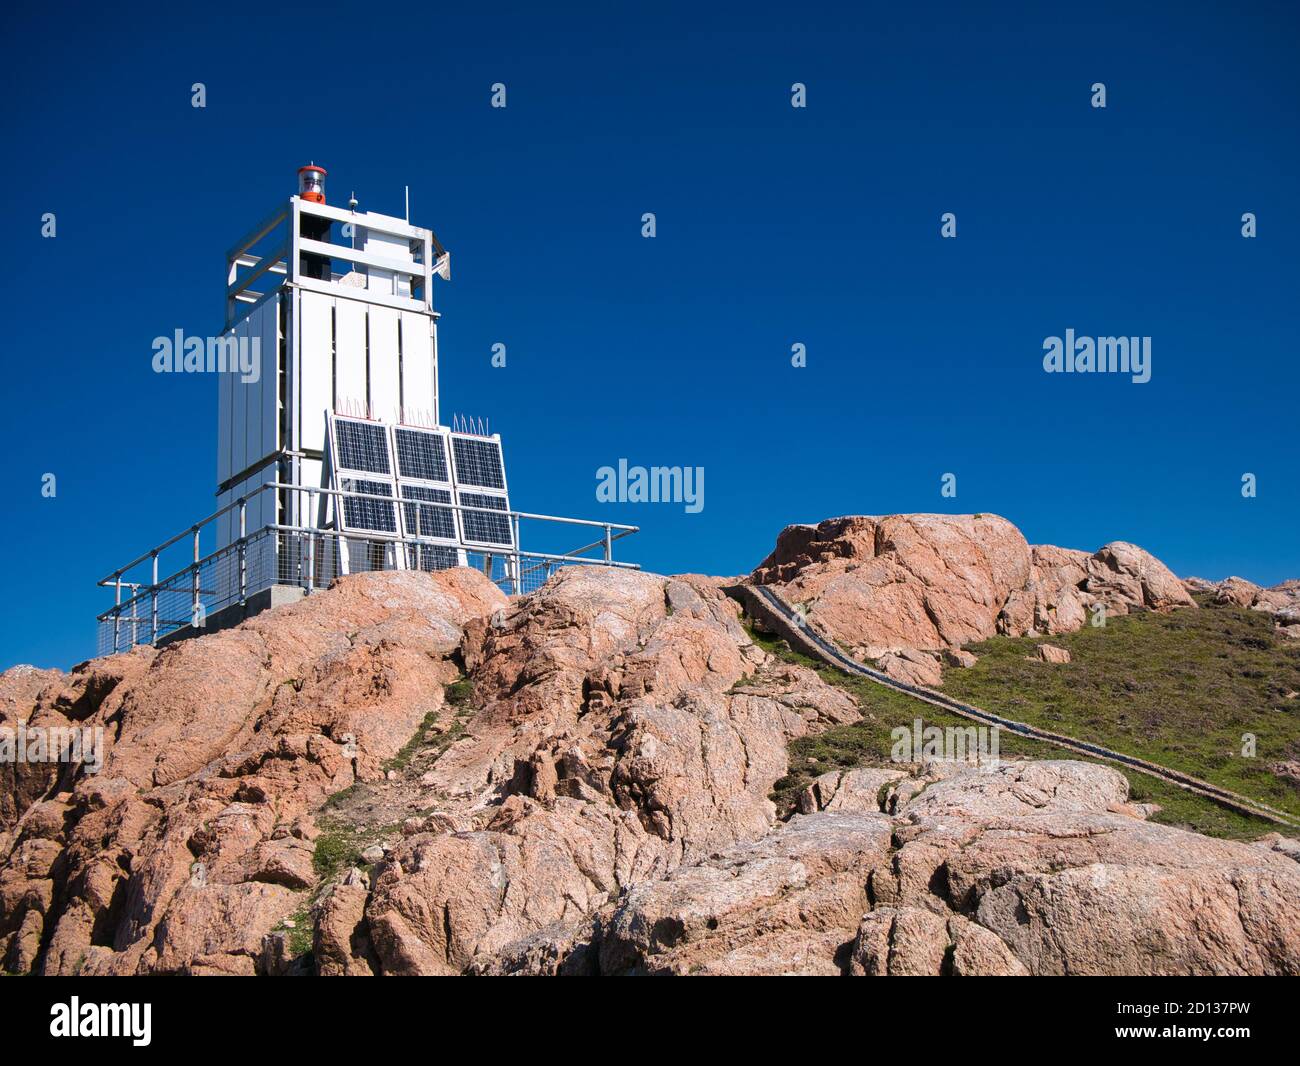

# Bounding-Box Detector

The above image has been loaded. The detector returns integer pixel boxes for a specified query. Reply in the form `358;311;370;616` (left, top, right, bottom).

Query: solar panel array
327;415;513;557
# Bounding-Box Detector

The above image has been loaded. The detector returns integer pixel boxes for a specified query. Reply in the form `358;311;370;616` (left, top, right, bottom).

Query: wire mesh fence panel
99;489;637;654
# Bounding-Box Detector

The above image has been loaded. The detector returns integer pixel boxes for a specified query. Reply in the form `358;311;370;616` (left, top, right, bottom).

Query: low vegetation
273;904;314;959
758;600;1300;840
314;676;478;881
756;626;1061;817
943;598;1300;837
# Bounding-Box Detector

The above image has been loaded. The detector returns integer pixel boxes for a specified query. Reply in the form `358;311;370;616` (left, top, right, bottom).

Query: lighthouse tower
97;166;635;654
219;165;448;550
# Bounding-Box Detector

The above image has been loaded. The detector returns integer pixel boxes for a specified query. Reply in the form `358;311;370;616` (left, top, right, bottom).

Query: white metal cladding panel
400;311;434;424
240;307;261;473
216;487;235;595
253;298;277;461
239;463;277;535
217;350;232;485
242;472;261;536
335;300;367;412
368;305;401;424
261;296;279;460
299;457;323;512
217;487;233;551
229;320;248;487
430;320;438;422
363;229;413;297
299;290;333;452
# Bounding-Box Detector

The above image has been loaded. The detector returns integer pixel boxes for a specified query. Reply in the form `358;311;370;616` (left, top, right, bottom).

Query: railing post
603;524;612;563
238;499;247;605
512;514;522;595
150;551;159;645
306;490;317;592
113;574;122;653
192;527;201;627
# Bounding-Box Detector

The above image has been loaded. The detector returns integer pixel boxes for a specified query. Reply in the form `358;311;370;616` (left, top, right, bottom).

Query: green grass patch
382;677;477;774
311;820;372;881
752;604;1300;840
446;678;475;708
322;783;362;811
940;601;1300;837
274;904;314;960
384;709;440;773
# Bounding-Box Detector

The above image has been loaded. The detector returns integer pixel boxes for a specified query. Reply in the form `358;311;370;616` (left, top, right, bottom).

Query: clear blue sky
4;1;1298;669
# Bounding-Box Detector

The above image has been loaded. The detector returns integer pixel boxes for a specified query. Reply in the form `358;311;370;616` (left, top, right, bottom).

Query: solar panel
399;485;456;540
459;491;512;546
451;436;506;489
335;419;391;475
340;478;397;533
395;427;449;483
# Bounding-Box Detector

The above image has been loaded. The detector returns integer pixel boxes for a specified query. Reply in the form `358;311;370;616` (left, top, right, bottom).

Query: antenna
405;185;410;223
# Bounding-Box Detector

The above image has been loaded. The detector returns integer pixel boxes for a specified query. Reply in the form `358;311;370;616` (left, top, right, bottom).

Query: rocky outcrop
754;514;1032;652
1083;541;1196;615
2;524;1297;978
1185;576;1300;640
357;568;859;975
579;760;1300;976
0;569;507;975
849;907;1028;976
0;565;863;976
470;759;1300;977
997;544;1093;637
752;515;1197;683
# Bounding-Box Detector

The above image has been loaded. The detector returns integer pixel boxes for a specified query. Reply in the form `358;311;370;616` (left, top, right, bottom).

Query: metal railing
97;482;638;656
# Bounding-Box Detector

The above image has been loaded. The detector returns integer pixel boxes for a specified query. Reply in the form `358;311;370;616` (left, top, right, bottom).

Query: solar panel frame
338;477;398;534
326;416;516;554
334;418;392;475
392;425;459;548
457;490;514;547
398;484;457;542
448;431;514;549
395;426;451;483
450;435;507;490
328;414;401;537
